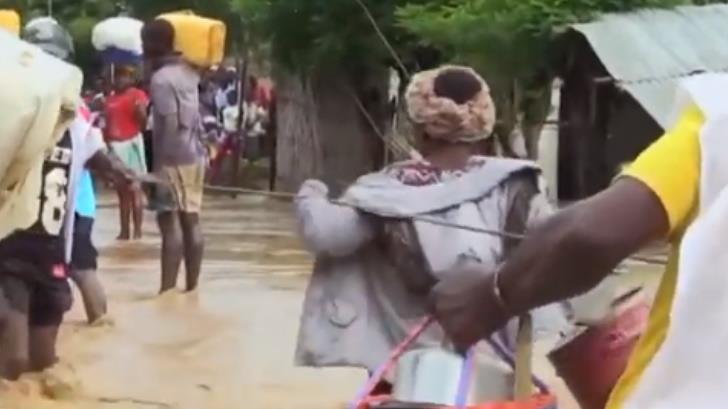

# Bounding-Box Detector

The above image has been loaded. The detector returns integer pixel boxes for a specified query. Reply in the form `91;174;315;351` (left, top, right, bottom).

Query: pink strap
349;317;547;409
349;316;434;409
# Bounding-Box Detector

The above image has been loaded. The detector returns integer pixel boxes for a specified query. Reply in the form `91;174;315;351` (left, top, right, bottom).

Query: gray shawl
294;157;569;371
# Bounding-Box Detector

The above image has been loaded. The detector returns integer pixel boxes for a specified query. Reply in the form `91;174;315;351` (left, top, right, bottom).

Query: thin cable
201;183;667;266
351;0;410;78
203;184;297;200
204;184;520;239
347;85;416;159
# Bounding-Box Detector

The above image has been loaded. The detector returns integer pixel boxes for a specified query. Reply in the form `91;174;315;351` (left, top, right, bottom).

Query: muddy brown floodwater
0;193;664;409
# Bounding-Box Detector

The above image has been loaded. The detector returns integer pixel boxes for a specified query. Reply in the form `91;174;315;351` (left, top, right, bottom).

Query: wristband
491;267;512;316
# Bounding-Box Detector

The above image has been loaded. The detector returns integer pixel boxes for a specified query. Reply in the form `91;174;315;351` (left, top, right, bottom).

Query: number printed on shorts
41;168;69;235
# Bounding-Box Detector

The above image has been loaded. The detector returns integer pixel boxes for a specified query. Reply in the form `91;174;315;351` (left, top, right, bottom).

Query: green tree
235;0;440;191
2;0;241;79
397;0;720;158
0;0;120;79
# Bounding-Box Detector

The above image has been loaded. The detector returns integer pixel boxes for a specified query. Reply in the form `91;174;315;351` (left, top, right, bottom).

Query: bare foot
116;232;130;241
39;363;81;400
133;231;143;240
89;314;115;328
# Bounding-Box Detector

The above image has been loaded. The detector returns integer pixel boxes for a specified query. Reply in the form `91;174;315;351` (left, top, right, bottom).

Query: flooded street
0;192;664;409
0;193;362;409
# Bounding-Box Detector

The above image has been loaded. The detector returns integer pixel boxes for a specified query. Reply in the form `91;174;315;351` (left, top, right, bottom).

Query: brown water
0;193;664;409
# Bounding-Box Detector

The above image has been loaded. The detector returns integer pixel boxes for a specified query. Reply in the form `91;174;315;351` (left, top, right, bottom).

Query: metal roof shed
571;4;728;128
557;5;728;199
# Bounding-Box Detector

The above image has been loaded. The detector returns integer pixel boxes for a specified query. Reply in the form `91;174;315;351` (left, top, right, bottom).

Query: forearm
87;150;134;185
295;195;374;257
498;179;667;317
135;111;148;130
499;210;616;316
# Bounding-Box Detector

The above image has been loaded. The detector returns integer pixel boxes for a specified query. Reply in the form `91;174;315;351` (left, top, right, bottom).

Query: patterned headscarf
406;65;496;143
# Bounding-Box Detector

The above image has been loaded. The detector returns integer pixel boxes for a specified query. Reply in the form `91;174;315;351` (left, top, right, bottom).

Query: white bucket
393;348;514;405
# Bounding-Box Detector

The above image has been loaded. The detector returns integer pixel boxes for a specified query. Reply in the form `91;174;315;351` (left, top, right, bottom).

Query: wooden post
228;40;249;189
514;314;533;399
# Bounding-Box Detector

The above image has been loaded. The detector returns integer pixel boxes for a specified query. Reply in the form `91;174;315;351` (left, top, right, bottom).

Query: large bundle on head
157;11;226;68
0;29;82;239
92;16;143;64
0;10;20;36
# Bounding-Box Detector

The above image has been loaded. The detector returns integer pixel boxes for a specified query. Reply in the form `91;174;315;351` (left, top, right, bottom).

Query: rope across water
198;183;668;267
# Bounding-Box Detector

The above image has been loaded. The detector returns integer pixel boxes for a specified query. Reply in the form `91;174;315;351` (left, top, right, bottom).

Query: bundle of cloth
293;65;573;377
92;16;143;64
0;27;83;240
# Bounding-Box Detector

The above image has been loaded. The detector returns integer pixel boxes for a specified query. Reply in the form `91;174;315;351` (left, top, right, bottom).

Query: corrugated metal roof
571;4;728;128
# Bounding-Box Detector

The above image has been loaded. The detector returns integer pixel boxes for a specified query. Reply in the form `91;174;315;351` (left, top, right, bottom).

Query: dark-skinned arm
432;106;700;351
429;177;672;351
86;150;137;189
134;102;148;131
499;177;669;316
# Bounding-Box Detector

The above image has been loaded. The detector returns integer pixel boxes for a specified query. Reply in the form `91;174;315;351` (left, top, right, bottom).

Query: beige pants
151;163;205;213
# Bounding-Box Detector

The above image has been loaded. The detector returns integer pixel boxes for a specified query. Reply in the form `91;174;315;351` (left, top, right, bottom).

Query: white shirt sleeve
82;126;106;163
64;116;105;262
70;115;106;164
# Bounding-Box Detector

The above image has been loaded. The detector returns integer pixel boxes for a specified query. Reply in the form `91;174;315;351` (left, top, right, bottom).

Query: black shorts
0;272;72;327
71;215;98;271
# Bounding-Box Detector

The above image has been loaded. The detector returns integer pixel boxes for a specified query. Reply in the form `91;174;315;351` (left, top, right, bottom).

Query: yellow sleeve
622;105;702;235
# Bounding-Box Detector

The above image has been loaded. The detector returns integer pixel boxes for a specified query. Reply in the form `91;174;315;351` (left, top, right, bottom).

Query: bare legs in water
117;186;144;240
0;313;65;380
0;276;69;380
70;269;108;325
157;211;204;294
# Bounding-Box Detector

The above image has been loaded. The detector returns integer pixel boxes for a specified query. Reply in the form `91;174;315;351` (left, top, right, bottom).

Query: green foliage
397;0;719;141
1;0;241;76
235;0;439;73
0;0;119;79
67;14;99;80
0;0;116;24
398;0;693;85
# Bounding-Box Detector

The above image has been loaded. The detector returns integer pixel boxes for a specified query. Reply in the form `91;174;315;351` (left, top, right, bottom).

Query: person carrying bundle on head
0;18;136;379
293;65;575;395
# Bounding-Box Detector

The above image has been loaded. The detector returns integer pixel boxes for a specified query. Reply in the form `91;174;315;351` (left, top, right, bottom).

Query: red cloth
254;84;272;109
77;103;91;120
104;87;148;141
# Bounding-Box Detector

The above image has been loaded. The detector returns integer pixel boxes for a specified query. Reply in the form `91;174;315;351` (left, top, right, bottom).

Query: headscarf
406;65;496;143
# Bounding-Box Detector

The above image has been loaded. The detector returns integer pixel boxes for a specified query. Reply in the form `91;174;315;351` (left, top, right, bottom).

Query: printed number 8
42;168;68;235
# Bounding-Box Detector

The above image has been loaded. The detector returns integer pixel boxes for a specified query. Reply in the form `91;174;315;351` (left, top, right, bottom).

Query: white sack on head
92;16;143;55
